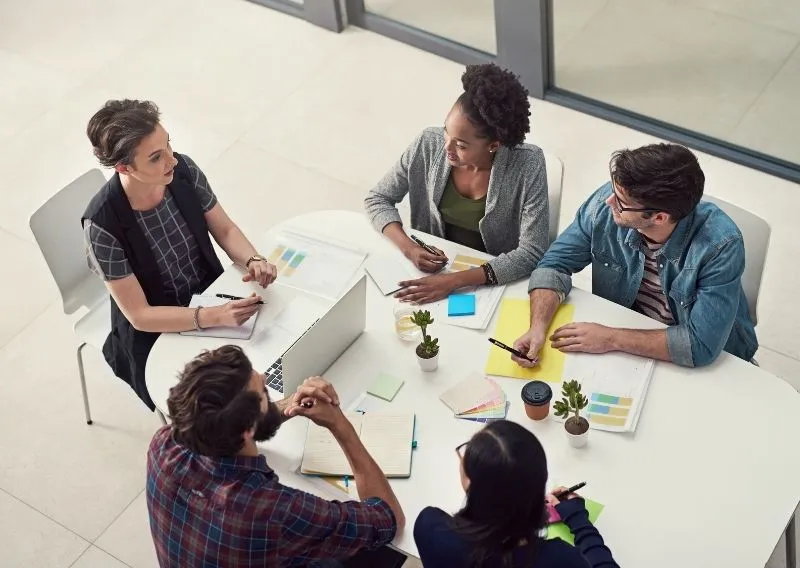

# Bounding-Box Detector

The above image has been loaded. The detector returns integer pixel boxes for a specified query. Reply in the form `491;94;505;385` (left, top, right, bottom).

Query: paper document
485;299;575;381
557;353;655;433
364;254;417;295
266;230;366;299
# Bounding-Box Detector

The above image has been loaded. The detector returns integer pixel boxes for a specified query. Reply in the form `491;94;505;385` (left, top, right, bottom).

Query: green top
438;176;487;252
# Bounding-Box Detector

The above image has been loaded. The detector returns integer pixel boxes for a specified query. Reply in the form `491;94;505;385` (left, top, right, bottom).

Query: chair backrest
702;194;770;325
29;169;109;315
542;151;564;244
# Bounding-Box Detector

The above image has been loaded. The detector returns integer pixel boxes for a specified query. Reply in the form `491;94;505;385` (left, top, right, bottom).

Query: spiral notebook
179;295;259;339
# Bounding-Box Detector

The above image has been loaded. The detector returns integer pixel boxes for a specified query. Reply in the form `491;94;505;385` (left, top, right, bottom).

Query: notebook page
359;413;415;478
300;413;362;476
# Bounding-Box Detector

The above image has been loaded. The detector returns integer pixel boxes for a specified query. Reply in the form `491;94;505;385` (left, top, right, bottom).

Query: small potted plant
410;310;439;371
553;379;590;448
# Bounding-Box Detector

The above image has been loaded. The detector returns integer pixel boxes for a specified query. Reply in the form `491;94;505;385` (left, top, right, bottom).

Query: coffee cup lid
521;381;552;406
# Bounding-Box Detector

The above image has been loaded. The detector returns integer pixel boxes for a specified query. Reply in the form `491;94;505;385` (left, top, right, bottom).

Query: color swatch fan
439;372;509;423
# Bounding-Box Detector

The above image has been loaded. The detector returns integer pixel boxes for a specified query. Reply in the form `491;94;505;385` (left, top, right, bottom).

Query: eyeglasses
611;184;661;213
455;441;468;459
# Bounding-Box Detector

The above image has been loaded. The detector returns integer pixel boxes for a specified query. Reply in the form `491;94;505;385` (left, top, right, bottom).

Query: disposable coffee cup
521;380;552;421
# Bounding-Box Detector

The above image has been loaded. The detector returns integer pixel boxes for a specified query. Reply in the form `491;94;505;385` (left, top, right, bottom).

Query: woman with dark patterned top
82;99;276;410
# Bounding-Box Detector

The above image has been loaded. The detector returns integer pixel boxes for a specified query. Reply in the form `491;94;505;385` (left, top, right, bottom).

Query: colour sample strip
452;254;485;268
589;414;627;427
276;248;296;271
588;404;629;417
450;262;472;272
267;246;285;263
283;253;306;277
590;393;633;407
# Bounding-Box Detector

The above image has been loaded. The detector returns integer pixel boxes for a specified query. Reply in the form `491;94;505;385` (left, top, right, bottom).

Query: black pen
410;235;447;263
215;293;265;305
488;337;536;362
553;482;587;500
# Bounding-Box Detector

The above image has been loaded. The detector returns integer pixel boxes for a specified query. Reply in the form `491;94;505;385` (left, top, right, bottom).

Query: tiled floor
0;0;798;567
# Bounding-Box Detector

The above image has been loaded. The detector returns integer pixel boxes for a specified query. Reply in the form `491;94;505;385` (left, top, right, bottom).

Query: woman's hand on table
243;259;277;288
395;272;458;304
404;243;448;273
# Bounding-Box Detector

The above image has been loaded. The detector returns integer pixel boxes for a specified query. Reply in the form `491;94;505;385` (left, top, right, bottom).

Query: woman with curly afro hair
365;63;550;304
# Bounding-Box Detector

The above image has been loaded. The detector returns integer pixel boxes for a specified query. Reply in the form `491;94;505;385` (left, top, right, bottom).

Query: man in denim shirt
513;144;757;368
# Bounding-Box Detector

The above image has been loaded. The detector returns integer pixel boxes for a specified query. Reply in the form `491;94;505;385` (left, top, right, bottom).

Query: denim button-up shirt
528;183;758;367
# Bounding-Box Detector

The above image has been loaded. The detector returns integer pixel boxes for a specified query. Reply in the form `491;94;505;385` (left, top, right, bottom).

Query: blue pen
344;476;349;489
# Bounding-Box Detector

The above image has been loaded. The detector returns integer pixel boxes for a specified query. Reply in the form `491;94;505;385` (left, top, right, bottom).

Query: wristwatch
246;254;267;268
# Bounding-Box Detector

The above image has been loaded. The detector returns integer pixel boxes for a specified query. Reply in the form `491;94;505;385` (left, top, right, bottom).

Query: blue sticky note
448;293;476;317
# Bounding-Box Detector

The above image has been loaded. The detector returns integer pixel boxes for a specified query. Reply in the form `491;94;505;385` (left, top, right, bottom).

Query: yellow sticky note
484;299;575;381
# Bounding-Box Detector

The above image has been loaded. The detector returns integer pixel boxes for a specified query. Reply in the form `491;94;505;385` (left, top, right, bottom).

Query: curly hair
86;99;161;167
456;63;531;147
167;345;262;457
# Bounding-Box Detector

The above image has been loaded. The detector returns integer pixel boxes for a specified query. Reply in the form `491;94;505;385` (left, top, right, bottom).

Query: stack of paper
439;372;509;423
429;285;505;331
558;353;655;433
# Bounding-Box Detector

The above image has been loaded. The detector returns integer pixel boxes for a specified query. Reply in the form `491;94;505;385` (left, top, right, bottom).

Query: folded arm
555;499;619;568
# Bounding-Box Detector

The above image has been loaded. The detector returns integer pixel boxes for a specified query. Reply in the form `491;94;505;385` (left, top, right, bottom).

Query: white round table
147;210;800;567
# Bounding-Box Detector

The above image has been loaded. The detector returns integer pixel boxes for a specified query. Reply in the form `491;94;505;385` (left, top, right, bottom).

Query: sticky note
546;498;604;545
367;373;405;402
484;299;574;381
448;293;476;317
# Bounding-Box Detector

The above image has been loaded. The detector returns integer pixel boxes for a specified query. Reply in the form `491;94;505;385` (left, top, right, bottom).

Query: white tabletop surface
146;210;800;567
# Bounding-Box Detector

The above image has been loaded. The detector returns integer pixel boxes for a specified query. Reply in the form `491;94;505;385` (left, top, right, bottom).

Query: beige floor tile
729;45;800;164
0;304;163;541
243;27;463;190
553;0;799;139
204;141;366;241
0;49;78;144
676;0;800;36
551;0;610;56
72;546;131;568
0;490;88;568
95;491;159;568
0;228;59;349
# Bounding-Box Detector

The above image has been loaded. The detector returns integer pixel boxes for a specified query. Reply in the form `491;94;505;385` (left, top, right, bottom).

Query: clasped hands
511;322;617;366
282;377;346;430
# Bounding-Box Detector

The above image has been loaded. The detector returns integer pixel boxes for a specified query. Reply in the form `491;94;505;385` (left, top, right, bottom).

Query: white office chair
29;169;112;425
543;151;564;244
396;151;565;245
703;195;770;325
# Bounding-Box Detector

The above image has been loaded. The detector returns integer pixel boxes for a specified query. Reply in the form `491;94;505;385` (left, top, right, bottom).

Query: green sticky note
546;499;604;545
367;373;405;402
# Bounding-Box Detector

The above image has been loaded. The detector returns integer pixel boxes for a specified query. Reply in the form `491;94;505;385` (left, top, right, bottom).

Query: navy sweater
414;498;618;568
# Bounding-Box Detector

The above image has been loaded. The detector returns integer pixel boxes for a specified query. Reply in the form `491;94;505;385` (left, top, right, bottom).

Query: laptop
265;276;366;396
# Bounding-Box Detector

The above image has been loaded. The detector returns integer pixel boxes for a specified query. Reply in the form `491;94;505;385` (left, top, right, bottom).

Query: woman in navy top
413;421;618;567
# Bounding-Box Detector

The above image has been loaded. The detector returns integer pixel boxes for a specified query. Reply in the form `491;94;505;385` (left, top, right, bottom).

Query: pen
553;482;587;500
215;293;265;305
344;476;349;489
488;337;535;362
410;235;447;263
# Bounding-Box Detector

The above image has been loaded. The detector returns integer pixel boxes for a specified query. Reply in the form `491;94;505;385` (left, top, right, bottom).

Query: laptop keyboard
264;318;320;394
265;358;284;392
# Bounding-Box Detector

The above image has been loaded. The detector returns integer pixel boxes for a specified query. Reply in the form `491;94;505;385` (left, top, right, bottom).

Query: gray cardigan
364;127;549;284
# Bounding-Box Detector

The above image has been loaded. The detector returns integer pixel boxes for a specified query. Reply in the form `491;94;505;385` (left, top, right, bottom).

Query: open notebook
300;412;416;478
179;295;259;339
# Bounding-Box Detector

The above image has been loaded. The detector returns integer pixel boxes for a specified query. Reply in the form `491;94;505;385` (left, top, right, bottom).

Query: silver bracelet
193;306;203;330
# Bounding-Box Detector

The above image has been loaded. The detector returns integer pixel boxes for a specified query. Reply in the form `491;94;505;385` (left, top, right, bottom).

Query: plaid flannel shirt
146;426;397;567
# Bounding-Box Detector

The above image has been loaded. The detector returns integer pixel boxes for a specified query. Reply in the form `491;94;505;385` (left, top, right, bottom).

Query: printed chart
264;230;367;299
586;393;634;429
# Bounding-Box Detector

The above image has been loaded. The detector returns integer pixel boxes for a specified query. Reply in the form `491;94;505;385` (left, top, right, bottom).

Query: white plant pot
566;428;589;448
417;352;439;371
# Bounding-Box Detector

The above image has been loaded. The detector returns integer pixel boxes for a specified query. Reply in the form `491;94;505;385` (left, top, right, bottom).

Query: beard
253;400;282;442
